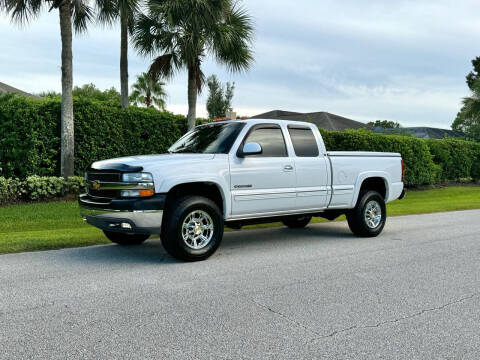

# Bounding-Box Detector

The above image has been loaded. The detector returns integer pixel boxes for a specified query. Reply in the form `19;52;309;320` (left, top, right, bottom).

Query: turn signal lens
139;189;154;197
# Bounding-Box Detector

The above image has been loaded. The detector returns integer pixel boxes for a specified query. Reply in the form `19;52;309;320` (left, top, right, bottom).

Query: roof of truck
211;118;316;127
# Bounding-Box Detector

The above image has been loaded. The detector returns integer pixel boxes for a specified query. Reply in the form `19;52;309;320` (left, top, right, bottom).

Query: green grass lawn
1;186;479;254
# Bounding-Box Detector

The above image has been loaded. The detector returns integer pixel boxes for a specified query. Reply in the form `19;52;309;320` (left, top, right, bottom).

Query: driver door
229;124;296;216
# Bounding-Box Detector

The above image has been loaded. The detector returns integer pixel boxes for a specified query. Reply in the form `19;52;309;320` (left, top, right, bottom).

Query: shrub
0;94;187;178
0;176;85;205
320;129;440;187
426;138;480;182
0;177;22;205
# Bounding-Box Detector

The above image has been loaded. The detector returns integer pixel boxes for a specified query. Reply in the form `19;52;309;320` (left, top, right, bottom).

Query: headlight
122;172;153;183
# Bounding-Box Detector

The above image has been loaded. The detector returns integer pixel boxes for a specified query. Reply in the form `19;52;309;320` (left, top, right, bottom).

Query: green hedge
426;138;480;182
0;176;84;205
1;94;479;188
320;129;480;187
0;94;186;178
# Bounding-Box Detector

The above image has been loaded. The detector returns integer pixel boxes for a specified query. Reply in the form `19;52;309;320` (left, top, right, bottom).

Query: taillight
401;159;405;182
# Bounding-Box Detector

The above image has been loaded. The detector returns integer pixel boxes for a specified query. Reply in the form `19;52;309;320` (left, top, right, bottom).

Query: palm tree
133;0;254;130
96;0;139;108
4;0;94;177
129;72;167;110
453;80;480;140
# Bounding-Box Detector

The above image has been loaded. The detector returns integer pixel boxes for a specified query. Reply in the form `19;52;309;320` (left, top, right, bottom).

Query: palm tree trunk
120;14;129;108
187;66;197;130
145;91;151;107
59;1;74;178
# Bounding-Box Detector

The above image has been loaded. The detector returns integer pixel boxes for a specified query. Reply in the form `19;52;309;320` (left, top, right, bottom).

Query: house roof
0;82;39;98
250;110;366;131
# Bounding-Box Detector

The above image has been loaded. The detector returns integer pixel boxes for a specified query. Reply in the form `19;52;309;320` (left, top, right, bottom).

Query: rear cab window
287;126;319;157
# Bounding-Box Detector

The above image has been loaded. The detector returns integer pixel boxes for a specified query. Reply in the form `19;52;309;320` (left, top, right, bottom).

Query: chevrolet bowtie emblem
92;181;101;190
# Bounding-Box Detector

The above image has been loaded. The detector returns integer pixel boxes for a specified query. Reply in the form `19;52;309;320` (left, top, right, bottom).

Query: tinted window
243;126;287;157
288;127;319;157
169;122;245;154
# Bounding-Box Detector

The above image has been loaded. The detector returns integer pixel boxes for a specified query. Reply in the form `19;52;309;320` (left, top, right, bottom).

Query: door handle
283;165;294;171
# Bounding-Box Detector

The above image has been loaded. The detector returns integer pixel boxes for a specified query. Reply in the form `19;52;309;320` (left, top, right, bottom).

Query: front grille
86;171;121;199
87;172;121;182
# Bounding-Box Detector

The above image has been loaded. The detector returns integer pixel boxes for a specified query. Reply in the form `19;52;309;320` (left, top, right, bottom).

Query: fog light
121;222;132;229
121;189;154;197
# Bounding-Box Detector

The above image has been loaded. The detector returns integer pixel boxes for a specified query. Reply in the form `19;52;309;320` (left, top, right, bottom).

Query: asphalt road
1;210;480;359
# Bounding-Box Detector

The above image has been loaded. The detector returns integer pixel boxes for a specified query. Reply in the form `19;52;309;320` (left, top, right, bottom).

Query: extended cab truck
79;119;406;261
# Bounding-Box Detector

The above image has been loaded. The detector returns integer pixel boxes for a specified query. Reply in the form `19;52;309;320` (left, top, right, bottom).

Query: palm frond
148;53;178;80
72;0;94;33
95;0;118;25
5;0;43;24
194;62;205;93
210;2;254;73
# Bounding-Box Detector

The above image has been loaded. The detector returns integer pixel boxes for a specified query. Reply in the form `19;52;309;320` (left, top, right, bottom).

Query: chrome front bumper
79;194;165;235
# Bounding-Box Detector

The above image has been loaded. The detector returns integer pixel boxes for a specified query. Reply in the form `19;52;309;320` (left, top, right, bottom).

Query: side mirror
240;142;262;157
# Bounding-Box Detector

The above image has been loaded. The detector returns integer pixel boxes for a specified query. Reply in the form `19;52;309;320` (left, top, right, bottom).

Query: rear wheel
161;196;224;261
282;215;312;228
103;231;149;245
346;191;386;237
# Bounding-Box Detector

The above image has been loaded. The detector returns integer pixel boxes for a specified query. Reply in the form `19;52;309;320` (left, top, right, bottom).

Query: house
250;110;366;131
0;82;39;98
374;126;465;139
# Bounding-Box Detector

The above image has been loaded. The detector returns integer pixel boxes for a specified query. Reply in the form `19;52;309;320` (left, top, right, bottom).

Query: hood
91;153;216;172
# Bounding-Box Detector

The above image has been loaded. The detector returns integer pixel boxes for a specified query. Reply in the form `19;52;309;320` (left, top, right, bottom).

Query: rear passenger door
229;124;297;216
288;125;329;210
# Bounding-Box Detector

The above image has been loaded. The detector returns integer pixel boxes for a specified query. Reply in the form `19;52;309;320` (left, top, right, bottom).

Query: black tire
282;215;312;228
346;190;386;237
161;196;224;261
103;231;149;245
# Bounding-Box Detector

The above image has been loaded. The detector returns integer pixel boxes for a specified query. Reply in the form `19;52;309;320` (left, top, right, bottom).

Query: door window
243;126;288;157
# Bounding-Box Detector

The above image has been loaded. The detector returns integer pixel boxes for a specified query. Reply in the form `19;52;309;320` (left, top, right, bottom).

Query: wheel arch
350;173;390;208
164;181;227;218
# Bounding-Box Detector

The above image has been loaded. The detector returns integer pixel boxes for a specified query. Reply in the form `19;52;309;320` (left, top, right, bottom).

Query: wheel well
165;182;224;216
359;177;387;200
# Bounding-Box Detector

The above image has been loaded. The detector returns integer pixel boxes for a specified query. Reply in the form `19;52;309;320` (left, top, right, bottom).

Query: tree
133;0;253;130
367;120;401;129
452;80;480;141
96;0;140;108
4;0;94;177
129;72;167;110
73;83;121;102
206;75;235;119
452;57;480;141
466;57;480;91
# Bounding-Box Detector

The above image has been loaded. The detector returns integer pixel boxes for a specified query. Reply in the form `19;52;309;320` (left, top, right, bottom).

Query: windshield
168;122;245;154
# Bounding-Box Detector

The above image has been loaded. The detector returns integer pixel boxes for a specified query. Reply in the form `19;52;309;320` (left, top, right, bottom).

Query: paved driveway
1;210;480;359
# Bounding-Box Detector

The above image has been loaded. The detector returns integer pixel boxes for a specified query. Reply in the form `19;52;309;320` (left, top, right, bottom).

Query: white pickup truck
80;119;405;261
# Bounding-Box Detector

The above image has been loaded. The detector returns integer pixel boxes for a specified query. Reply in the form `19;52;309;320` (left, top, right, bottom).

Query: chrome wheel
364;200;382;228
181;210;214;250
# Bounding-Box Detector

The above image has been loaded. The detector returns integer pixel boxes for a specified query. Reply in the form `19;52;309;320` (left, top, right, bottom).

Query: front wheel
161;196;224;261
346;191;386;237
103;231;149;245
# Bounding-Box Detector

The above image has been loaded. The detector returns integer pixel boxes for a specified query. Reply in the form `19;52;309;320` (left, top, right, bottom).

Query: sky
0;0;479;128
